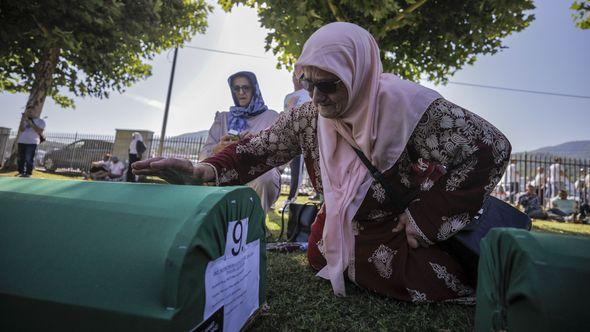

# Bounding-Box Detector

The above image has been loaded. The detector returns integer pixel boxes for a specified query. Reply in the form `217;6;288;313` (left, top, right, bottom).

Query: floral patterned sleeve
404;99;511;244
201;103;314;186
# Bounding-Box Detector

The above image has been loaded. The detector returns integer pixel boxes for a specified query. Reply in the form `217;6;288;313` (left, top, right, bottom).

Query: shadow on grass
249;252;475;331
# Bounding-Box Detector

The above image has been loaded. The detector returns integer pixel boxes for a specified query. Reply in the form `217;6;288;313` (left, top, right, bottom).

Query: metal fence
4;132;116;173
5;131;205;173
145;135;206;164
4;130;589;202
494;153;590;205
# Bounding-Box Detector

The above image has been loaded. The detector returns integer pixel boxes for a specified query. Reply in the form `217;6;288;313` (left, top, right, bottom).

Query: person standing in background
575;168;587;204
17;114;46;177
198;71;281;219
548;157;564;198
503;159;519;203
126;132;146;182
283;70;312;208
284;70;312;111
585;168;590;203
533;166;547;206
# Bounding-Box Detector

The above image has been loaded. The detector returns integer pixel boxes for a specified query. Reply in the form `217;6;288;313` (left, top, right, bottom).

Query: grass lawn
262;195;475;331
259;194;590;331
3;173;589;330
250;251;476;331
0;169;84;180
532;219;590;236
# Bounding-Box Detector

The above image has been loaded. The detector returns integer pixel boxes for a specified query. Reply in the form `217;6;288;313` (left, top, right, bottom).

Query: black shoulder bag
351;147;531;284
136;141;147;159
279;202;319;242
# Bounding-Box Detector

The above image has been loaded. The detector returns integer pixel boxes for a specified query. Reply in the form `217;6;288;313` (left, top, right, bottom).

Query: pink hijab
295;22;441;296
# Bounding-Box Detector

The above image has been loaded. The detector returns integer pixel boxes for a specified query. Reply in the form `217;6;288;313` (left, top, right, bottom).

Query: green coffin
475;228;590;332
0;178;266;331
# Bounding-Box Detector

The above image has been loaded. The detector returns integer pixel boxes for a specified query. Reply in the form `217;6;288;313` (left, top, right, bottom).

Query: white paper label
203;218;260;332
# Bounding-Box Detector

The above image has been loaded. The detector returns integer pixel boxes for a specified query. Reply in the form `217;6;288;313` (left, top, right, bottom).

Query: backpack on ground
279;202;319;242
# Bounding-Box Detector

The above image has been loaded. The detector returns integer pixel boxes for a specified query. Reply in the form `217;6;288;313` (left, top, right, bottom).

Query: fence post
0;127;11;167
69;132;78;170
523;152;529;185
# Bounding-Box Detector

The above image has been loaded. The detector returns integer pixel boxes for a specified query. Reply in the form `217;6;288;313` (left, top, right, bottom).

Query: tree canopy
0;0;212;109
571;0;590;29
219;0;535;83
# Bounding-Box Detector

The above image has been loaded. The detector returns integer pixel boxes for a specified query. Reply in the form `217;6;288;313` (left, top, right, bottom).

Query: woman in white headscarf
133;22;511;302
127;132;146;182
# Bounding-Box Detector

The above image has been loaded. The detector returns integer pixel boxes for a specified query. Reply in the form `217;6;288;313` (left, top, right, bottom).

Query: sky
0;0;588;153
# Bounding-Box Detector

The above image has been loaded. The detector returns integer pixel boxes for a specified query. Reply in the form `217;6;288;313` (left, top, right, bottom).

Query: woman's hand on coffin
131;157;214;185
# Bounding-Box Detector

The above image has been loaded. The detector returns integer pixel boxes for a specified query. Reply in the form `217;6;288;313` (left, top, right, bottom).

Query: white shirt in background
108;162;125;177
18;118;46;145
98;160;111;169
548;163;562;183
534;173;546;187
283;89;311;111
504;163;517;183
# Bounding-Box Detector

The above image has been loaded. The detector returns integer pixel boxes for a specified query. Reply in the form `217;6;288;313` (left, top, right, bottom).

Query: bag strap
351;147;417;212
279;204;289;241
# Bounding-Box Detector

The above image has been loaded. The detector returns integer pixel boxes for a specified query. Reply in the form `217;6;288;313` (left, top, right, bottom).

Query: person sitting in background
87;153;111;180
548;189;578;222
105;156;125;181
518;184;547;220
579;201;590;224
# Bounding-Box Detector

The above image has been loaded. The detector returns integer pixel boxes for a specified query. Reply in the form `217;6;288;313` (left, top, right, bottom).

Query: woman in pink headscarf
133;22;511;302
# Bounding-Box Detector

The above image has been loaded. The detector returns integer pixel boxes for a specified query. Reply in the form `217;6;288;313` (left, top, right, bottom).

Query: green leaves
571;0;590;29
0;0;213;108
221;0;535;83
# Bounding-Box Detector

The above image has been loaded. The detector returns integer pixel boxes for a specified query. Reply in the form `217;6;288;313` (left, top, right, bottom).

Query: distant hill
515;140;590;160
527;140;590;160
174;130;208;141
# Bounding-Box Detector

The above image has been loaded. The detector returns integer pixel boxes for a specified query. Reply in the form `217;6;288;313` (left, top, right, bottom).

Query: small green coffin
0;178;266;331
475;228;590;332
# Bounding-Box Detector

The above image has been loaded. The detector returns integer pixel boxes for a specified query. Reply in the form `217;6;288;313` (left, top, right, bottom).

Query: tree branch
384;0;429;32
327;0;347;22
30;15;49;36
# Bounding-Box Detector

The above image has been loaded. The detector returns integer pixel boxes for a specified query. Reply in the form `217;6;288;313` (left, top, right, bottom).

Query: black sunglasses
300;75;342;94
232;85;252;93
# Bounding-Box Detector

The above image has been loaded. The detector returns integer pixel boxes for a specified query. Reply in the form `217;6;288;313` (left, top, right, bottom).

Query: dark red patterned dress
202;98;511;302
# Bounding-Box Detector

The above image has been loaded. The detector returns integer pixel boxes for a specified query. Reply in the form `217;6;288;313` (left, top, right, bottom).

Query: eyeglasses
300;75;342;94
232;85;252;93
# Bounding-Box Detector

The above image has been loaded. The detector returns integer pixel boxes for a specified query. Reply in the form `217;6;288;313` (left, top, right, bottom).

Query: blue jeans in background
18;143;37;175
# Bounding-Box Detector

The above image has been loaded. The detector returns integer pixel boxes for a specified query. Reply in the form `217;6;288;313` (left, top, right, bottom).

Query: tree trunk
2;47;60;171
